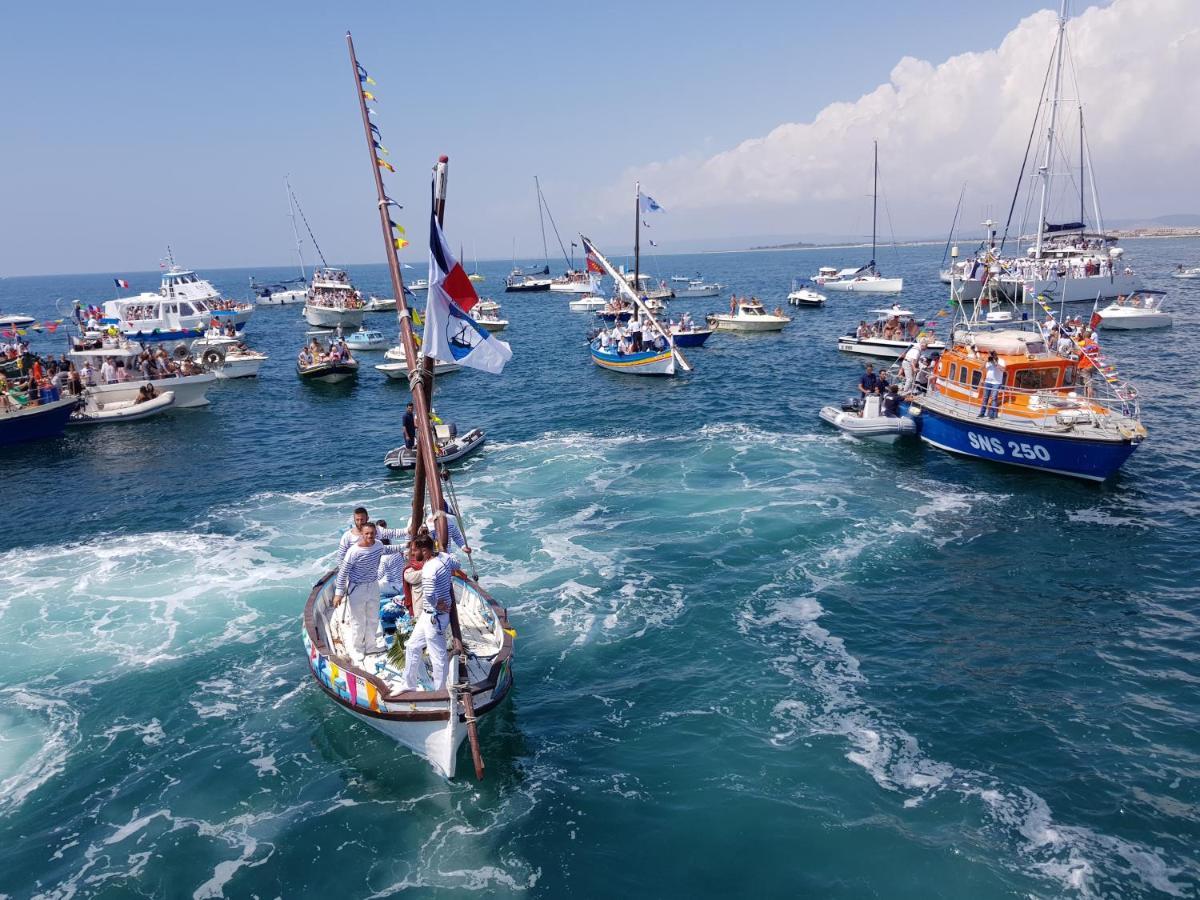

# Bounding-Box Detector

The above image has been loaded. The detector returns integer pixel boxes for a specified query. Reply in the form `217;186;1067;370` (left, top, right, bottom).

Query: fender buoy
172;345;191;361
202;348;224;366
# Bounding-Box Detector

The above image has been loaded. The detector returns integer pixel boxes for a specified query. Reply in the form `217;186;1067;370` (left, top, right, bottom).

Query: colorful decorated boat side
304;38;514;779
907;290;1146;481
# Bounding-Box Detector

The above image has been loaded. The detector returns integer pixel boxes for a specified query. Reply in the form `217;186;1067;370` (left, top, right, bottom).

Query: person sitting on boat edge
333;522;406;659
399;533;460;693
858;364;880;396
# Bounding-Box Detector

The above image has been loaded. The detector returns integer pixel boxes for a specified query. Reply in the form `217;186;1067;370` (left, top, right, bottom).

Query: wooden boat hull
590;343;675;376
670;329;713;347
0;396;78;447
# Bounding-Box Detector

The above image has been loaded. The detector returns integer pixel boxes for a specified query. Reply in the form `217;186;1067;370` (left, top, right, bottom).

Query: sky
1;0;1196;276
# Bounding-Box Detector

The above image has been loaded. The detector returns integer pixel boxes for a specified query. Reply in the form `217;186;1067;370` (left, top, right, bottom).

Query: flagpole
344;31;447;539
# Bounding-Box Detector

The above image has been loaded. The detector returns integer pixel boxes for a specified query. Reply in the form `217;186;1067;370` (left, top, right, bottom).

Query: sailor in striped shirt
334;522;405;658
337;506;411;564
400;533;460;692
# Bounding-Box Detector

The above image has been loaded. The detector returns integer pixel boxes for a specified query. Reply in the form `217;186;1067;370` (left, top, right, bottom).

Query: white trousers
345;581;382;657
401;612;449;692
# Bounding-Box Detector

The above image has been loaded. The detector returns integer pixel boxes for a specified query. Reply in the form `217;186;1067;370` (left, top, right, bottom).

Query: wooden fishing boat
303;38;515;779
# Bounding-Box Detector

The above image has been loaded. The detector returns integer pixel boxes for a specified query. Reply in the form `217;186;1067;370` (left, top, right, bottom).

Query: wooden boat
70;390;174;425
303;49;514;779
0;394;78;447
384;425;485;470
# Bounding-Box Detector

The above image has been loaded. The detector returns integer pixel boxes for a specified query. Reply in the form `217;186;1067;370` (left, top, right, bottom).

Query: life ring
201;348;225;366
172;344;191;361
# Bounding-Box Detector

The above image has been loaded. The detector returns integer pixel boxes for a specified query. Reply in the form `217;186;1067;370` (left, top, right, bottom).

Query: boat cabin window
1063;366;1075;386
179;302;195;315
958;366;969;385
948;363;957;382
1013;368;1061;391
971;370;982;388
165;304;177;314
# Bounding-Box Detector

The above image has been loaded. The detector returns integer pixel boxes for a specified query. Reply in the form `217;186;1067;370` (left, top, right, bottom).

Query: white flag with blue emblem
639;192;664;214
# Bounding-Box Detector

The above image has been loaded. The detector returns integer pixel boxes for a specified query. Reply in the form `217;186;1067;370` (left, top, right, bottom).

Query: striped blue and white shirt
336;542;405;594
337;524;411;563
444;517;467;552
421;551;459;616
378;549;409;584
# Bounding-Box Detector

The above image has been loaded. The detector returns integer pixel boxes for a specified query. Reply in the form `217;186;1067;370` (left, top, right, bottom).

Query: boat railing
929;377;1141;426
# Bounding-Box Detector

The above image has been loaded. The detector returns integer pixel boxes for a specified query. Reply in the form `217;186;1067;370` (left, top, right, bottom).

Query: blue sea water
0;239;1198;898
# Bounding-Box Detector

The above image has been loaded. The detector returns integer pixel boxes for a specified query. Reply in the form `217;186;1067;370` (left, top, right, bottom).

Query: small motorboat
819;395;916;443
670;275;691;283
473;299;508;333
1172;265;1200;279
298;357;359;383
595;300;635;323
70;390;175;425
363;295;397;312
568;295;607;312
788;281;827;307
1096;291;1172;329
673;279;722;298
408;279;429;292
346;329;388;350
707;299;790;332
836;307;945;359
0;313;36;328
384;424;485;470
197;344;268;379
669;324;714;347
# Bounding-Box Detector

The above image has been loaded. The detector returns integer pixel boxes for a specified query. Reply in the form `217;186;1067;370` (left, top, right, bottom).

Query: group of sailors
596;317;670;355
331;503;471;693
307;287;364;309
297;336;354;368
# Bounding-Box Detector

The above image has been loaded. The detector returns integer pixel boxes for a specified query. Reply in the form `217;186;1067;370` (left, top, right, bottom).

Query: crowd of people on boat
1001;254;1130;282
855;314;921;342
307;287;364;309
595;317;670;355
331;503;472;692
297;336;355;369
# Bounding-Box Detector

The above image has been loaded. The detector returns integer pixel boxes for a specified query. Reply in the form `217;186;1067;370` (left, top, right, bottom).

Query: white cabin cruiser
346;329;388;351
788;281;827;307
624;272;673;301
304;267;366;328
97;267;253;343
379;343;461;377
837;307;945;360
194;342;268;379
707;299;790;332
674;279;722;298
69;343;216;408
251;278;307;306
473;299;508;332
1095;290;1171;330
549;271;600;294
568;293;607;312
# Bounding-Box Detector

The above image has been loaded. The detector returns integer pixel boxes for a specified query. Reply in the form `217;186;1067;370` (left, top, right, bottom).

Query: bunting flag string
1035;294;1121;385
377;158;395;173
362;90;377;102
357;56;409;252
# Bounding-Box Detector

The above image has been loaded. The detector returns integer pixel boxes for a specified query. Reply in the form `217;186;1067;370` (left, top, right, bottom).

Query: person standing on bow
399;533;460;693
333;522;405;659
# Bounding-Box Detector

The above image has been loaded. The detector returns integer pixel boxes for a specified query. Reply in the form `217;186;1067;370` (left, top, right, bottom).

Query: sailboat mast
1035;0;1069;259
344;31;447;538
871;141;878;271
1079;108;1086;228
634;180;641;295
535;175;549;270
285;176;307;280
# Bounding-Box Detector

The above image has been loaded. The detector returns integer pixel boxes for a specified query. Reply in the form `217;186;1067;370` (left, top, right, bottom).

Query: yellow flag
412;310;423;327
392;223;405;235
377;145;389;156
362;90;376;102
365;75;376;86
393;238;409;249
377;158;395;173
503;627;518;639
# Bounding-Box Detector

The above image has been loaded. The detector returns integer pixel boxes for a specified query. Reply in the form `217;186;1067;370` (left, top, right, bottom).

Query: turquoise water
1;239;1198;897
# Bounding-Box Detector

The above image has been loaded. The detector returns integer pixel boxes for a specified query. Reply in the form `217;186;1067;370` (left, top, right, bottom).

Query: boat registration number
967;432;1051;462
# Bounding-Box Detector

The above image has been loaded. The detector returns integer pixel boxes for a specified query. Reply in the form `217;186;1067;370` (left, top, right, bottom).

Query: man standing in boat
399;533;459;693
402;402;416;450
337;506;411;563
333;521;406;658
979;351;1006;419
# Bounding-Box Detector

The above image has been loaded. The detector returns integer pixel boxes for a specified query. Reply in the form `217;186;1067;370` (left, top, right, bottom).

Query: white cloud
606;0;1200;242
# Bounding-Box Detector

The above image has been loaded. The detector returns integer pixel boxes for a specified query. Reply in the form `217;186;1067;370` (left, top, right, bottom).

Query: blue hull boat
0;396;79;448
912;405;1140;482
670;328;713;348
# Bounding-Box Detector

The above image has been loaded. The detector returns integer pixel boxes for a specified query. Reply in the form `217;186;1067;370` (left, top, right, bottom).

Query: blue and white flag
639;192;664;214
424;211;512;374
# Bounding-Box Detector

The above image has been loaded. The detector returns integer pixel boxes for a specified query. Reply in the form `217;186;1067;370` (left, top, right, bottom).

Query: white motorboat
251;278;307;306
549;271;600;294
1095;291;1171;330
707;299;790;332
0;313;36;328
568;294;607;312
836;307;945;360
819;395;916;444
788;281;827;307
1172;265;1200;279
69;343;215;407
473;300;508;333
674;279;722;298
363;295;397;312
346;329;388;351
670;275;691;283
196;343;268;379
624;272;674;301
408;279;429;292
377;360;461;378
304;267;366;328
70;390;175;425
504;269;553;292
384;424;485;470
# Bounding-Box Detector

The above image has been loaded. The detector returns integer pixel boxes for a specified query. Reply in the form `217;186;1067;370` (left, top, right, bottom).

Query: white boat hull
788;290;827;307
304;305;366;328
836;336;945;360
376;361;461;378
819;405;916;443
363;297;397;312
346;337;388;351
549;281;596;294
86;374;215;408
71;390;175;425
476;319;508;332
568;298;607;311
1096;310;1171;330
212;355;266;378
997;272;1140;303
256;289;307;306
821;276;904;293
708;315;789;332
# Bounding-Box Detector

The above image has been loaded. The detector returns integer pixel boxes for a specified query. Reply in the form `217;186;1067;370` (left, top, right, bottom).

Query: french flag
422;210;511;374
114;278;130;289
